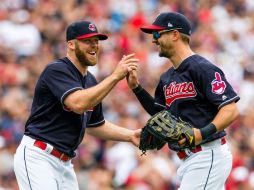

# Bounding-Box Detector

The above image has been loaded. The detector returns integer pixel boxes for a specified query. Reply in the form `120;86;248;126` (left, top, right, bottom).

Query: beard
75;42;97;67
158;42;174;58
159;48;167;57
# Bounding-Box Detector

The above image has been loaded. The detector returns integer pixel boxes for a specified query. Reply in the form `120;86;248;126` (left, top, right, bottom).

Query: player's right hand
126;69;139;89
112;53;139;80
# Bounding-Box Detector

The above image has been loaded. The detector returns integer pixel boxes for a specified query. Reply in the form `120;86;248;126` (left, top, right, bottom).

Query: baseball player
13;20;141;190
127;12;240;190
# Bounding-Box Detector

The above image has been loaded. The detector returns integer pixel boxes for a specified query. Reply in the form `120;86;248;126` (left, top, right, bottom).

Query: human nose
152;39;158;44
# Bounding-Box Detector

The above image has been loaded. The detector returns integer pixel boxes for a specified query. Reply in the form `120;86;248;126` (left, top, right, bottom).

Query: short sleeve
154;79;166;108
201;68;240;109
42;64;83;105
87;103;105;127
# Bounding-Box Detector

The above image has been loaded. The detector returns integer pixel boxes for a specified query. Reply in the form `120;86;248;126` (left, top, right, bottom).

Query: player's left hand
177;128;202;147
130;129;141;147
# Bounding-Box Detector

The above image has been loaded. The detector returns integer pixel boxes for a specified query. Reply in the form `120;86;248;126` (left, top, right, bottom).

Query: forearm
196;102;239;144
133;85;163;115
211;102;239;131
86;120;134;142
64;74;119;113
78;75;119;108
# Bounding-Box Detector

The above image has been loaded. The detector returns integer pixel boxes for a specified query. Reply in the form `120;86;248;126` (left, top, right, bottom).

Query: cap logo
88;23;96;31
168;22;173;27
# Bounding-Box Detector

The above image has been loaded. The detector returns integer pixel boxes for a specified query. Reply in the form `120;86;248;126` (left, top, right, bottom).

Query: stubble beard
159;42;173;59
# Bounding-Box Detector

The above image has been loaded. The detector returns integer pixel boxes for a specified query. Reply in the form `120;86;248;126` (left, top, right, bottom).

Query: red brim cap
140;25;166;33
76;33;108;40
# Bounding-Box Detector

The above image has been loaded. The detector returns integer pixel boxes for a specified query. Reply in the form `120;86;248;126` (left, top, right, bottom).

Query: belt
177;137;226;160
33;140;71;162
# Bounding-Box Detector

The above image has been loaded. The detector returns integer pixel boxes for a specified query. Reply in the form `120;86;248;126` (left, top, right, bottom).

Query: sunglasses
152;28;182;40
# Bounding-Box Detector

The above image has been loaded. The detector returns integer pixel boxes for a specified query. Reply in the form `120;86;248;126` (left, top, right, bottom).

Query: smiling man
13;20;141;190
126;12;240;190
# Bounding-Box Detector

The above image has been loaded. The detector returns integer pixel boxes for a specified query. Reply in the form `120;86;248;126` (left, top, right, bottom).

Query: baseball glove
139;110;195;155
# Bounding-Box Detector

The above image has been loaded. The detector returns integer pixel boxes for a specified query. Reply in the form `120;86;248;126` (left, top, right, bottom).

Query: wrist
193;128;202;145
130;83;139;90
126;130;134;143
110;73;121;82
132;84;143;94
200;123;217;140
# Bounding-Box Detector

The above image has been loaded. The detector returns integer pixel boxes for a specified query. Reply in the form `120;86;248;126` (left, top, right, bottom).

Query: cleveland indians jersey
25;57;105;157
154;54;240;142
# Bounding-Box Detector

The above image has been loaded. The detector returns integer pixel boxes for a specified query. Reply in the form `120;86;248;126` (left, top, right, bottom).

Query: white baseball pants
14;135;79;190
177;139;232;190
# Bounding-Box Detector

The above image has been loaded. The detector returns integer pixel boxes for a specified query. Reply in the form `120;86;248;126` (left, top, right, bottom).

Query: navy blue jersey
25;57;105;157
154;54;240;142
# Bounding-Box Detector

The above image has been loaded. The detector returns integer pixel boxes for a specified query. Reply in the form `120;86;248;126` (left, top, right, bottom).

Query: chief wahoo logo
88;23;96;31
211;72;226;94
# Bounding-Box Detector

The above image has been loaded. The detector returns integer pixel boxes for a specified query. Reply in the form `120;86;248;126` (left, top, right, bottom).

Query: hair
180;33;190;44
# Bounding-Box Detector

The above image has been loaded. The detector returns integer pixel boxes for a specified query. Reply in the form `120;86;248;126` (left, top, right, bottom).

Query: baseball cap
66;20;108;41
140;12;192;36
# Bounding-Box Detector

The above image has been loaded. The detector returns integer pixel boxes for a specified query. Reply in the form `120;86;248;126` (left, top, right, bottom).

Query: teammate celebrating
14;20;140;190
127;12;240;190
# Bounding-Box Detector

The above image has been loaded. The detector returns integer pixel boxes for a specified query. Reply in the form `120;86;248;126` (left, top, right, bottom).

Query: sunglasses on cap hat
152;28;182;40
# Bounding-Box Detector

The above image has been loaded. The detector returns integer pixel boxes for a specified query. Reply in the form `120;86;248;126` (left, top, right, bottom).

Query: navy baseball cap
66;20;108;41
140;12;192;36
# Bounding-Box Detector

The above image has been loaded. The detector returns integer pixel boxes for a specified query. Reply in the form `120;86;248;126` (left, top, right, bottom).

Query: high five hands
124;54;139;89
112;53;139;81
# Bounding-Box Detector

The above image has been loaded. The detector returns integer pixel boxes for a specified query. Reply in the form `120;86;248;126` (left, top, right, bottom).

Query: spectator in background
0;0;254;189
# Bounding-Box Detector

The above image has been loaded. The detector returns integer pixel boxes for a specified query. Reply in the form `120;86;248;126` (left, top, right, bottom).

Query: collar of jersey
174;54;196;72
64;57;87;78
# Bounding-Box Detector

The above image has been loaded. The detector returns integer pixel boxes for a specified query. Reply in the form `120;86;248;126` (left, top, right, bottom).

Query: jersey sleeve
42;64;83;106
87;103;105;127
200;68;240;109
154;79;166;109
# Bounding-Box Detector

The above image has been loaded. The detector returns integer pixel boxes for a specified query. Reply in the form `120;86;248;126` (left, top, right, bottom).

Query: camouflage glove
139;110;195;154
139;125;166;155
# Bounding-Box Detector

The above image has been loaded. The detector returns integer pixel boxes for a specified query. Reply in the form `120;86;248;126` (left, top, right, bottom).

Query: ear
67;40;75;50
172;30;180;41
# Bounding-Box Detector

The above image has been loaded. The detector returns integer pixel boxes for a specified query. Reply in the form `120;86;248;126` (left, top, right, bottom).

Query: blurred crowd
0;0;254;189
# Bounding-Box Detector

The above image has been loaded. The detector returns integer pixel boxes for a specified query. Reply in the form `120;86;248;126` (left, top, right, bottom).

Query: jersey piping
218;96;240;109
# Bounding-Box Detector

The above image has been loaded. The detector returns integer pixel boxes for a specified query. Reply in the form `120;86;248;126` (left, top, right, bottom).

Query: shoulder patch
211;72;226;95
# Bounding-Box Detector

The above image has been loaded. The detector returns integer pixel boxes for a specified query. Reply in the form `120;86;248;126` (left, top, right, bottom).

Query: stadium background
0;0;254;189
